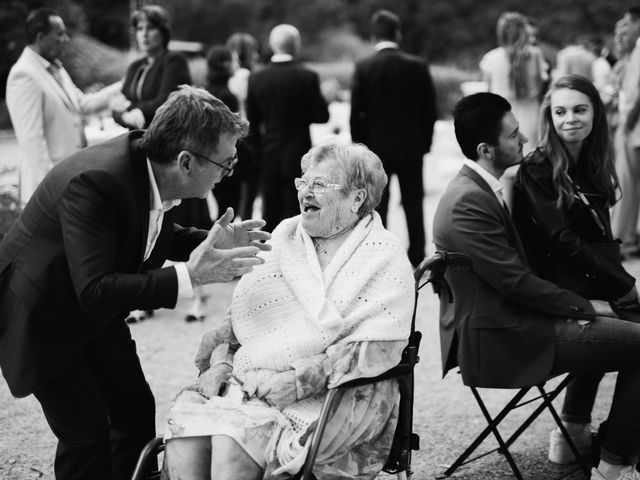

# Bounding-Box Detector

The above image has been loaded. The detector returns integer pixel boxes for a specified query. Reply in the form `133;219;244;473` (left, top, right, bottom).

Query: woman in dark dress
113;5;191;130
513;74;639;474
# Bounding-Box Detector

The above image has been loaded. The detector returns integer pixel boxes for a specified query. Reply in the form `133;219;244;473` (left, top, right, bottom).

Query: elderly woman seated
162;141;415;480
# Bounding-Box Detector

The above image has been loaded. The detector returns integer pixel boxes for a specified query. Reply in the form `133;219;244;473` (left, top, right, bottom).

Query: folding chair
425;250;591;480
131;258;432;480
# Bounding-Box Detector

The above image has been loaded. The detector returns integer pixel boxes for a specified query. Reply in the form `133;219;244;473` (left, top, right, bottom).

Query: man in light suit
433;92;640;480
0;85;271;480
6;8;122;206
247;24;329;232
350;9;437;266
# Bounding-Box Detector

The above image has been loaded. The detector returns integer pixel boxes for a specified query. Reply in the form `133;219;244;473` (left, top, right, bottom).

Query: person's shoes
591;465;640;480
548;425;593;464
125;309;147;324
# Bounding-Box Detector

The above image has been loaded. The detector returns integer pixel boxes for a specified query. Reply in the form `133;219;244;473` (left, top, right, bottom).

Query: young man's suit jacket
6;47;119;205
432;164;595;388
0;131;206;397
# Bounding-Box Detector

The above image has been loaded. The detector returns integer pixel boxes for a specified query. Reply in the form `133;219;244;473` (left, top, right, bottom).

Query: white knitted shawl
230;211;414;385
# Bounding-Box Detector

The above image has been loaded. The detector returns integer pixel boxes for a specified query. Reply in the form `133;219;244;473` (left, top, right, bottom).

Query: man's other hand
186;219;265;285
212;207;271;251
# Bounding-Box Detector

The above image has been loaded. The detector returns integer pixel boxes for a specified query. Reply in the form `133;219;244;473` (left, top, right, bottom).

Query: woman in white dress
480;12;548;206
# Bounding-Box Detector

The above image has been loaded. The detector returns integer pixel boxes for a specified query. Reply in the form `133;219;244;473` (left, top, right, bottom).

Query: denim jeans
550;316;640;465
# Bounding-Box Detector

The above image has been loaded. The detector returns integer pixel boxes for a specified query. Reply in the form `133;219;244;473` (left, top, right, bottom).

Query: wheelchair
130;254;440;480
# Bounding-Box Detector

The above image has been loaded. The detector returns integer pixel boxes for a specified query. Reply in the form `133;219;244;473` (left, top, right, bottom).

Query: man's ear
177;151;194;174
477;142;493;160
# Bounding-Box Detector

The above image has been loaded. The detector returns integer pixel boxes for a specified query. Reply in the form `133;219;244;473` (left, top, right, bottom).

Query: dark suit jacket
246;60;329;177
432;165;595;388
0;131;206;397
120;51;191;127
350;47;437;164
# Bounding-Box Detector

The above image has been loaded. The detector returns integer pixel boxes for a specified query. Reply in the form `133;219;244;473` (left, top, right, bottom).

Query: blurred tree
82;0;130;49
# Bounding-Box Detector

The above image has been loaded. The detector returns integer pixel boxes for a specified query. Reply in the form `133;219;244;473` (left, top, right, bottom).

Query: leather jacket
512;148;634;301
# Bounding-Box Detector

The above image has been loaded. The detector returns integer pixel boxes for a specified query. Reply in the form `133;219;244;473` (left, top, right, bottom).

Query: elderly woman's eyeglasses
294;178;347;193
190;151;237;177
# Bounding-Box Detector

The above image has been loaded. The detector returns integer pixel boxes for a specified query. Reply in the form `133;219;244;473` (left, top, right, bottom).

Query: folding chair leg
471;387;524;480
501;376;572;450
441;387;530;478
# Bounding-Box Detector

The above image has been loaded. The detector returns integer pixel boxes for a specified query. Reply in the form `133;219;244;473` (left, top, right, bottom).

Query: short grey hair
300;142;388;216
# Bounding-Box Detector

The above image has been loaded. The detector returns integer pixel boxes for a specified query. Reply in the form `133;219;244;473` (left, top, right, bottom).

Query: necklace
312;225;355;255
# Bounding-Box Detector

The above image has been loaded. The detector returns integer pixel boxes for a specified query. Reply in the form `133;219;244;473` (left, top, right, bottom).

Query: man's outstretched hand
212;208;271;251
186;209;271;285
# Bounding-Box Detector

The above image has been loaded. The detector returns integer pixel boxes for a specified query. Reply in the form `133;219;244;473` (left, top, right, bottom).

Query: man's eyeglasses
190;151;237;177
294;177;347;193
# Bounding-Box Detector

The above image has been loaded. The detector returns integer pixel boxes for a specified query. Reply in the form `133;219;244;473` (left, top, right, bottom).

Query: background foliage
0;0;633;114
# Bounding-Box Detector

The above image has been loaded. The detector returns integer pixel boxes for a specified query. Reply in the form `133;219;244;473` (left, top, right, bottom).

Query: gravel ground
0;120;635;479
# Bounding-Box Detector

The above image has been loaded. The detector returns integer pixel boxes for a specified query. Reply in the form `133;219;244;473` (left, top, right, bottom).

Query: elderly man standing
6;8;122;207
350;9;437;266
0;85;271;480
246;24;329;232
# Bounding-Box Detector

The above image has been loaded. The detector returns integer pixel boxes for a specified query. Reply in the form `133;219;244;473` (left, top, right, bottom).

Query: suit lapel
24;50;78;112
460;165;529;262
129;136;151;265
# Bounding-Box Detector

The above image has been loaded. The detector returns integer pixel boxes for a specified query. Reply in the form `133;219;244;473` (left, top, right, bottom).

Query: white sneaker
548;425;593;464
591;466;640;480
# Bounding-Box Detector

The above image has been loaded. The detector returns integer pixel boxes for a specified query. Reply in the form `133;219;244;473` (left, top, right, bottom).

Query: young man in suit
0;85;271;480
433;91;640;480
350;9;437;266
246;24;329;232
6;8;122;206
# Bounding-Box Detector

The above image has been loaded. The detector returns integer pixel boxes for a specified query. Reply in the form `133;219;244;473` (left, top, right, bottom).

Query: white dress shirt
374;41;399;51
463;159;507;206
145;159;193;298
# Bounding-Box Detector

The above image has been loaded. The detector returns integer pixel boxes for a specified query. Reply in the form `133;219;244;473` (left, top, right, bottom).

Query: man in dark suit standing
247;24;329;232
433;92;640;480
350;9;437;266
0;86;271;480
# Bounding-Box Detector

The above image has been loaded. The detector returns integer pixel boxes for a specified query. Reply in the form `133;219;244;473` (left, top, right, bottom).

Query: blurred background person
226;33;262;221
350;9;437;267
480;11;548;207
112;4;190;130
246;24;329;233
6;7;122;207
611;7;640;257
553;36;597;83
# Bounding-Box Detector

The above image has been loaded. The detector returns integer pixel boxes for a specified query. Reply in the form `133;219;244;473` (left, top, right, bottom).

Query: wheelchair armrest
414;251;473;283
333;363;414;390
